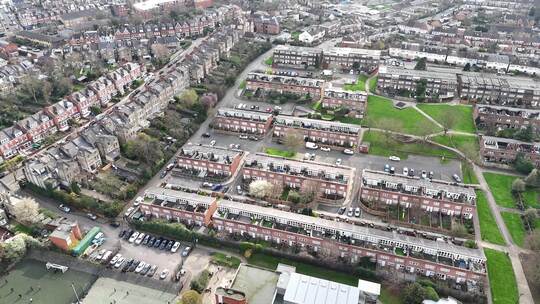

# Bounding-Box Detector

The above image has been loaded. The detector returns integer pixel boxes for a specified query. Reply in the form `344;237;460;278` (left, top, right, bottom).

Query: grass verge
483;172;539;209
501;212;526;247
461;161;478;184
417;104;476;133
368;76;378;93
365;96;442;136
476;190;506;245
211;252;241;269
265;148;296;158
484;248;518;304
344;74;368;91
431;134;479;161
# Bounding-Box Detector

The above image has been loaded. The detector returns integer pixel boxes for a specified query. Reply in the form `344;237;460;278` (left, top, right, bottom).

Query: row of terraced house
0;62;142;160
23;24;247;189
139;187;487;290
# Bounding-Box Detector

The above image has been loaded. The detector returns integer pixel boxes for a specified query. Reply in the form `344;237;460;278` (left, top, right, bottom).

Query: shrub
190;270;211;293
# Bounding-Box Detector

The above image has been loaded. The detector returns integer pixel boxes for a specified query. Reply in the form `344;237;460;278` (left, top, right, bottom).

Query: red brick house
212;108;273;135
174;144;243;180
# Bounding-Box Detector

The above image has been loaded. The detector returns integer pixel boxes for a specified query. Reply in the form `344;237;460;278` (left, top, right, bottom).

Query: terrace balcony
274;121;360;135
151;199;207;214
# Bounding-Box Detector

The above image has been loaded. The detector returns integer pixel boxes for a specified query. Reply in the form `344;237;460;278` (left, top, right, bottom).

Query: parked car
354;207;361;217
141;263;152;275
123;229;133;240
211;184;223;191
122;259;134;272
135;262;146;273
58;204;70;213
166;240;174;251
114;257;125;268
147;236;156;247
159;240;168;250
239;134;248;140
128;231;139;243
389;156;400;161
171;241;181;253
110;254;121;265
429;171;434;179
101;251;113;263
154;238;162;248
408;169;415;177
124;207;135;217
338;207;346;215
118;230;127;238
248;136;259;141
96;249;106;260
384;164;390;172
142;234;150;245
86;213;97;220
421;170;427;179
305;142;319;150
202;182;214;188
343;149;354;155
128;260;140;272
335;158;342;166
160;171;167;178
135;233;145;245
236;185;243;195
320;147;331;152
134;196;144;206
390;167;395;174
159;269;169;280
181;246;192;257
202;132;211;138
110;221;120;228
347;208;354;217
210;140;216;146
147;265;158;277
403;167;409;176
229;143;240;149
452;174;462;183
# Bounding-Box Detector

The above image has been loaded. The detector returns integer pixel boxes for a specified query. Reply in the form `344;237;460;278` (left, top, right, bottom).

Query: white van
305;142;319;150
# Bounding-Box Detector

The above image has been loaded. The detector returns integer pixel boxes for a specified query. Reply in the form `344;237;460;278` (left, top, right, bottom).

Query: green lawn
291;31;301;40
522;189;540;209
417;104;476;133
476;190;506;245
484;249;519;304
338;116;363;125
362;130;457;160
211;252;241;269
265;148;296;158
365;95;442;136
264;57;273;65
344;75;368;91
431;134;479;161
483;172;516;208
368;76;378;93
461;161;478;184
501;212;526;247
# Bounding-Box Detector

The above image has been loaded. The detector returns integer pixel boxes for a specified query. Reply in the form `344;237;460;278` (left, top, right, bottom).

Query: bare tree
150;43;170;60
439;114;456;134
283;130;304;151
526;229;540;251
300;180;318;204
11;198;40;226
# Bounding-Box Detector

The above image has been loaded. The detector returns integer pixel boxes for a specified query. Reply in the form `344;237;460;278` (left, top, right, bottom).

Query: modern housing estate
245;72;325;98
474;104;540;132
480;136;540;167
212;108;274;135
139;188;487;287
272;115;362;150
322;87;368;116
242;153;353;201
360;170;477;219
173;144;244;180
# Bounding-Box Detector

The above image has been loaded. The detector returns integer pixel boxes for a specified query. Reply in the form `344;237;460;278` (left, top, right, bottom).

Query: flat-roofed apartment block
273;115;361;150
211;199;486;285
140;187;218;226
322;47;381;71
173;144;243;181
272;45;323;68
245;72;325;98
323;87;368;117
480;136;540;167
242;153;353;202
458;73;540;108
474;104;540;133
378;66;459;100
360;170;476;219
212;108;273;135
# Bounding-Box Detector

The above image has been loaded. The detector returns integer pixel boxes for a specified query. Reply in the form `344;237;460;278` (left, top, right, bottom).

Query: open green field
365;96;442;136
338;116;363;125
0;259;96;304
476;191;506;245
362;130;457;160
344;75;368;91
417;104;476;133
368;76;378;93
501;211;526;247
264;57;273;65
484;248;519;304
461;162;479;184
265;147;296;158
483;172;539;209
431;134;479;161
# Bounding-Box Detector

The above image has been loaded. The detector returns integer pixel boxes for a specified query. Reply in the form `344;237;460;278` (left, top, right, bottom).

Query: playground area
0;259;96;304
